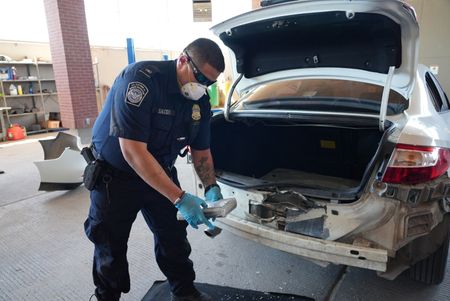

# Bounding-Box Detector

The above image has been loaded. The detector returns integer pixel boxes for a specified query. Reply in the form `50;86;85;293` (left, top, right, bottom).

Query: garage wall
0;40;177;88
90;47;180;88
407;0;450;94
0;40;179;116
0;41;52;63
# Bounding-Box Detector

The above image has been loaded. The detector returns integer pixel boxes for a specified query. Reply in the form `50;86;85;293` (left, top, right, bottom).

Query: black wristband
204;183;219;194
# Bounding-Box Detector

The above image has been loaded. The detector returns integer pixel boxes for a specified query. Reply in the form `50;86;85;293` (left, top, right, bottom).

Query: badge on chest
192;104;201;121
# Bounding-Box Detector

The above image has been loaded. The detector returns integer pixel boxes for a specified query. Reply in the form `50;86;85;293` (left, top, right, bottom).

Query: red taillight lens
382;144;450;184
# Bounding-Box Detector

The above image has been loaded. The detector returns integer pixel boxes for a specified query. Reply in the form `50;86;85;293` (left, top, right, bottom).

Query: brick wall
44;0;98;129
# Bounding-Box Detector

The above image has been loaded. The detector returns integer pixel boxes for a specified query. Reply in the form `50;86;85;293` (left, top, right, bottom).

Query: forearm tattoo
194;156;215;187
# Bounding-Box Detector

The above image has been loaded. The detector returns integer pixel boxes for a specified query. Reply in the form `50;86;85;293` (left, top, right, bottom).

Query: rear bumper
34;148;86;191
219;215;388;272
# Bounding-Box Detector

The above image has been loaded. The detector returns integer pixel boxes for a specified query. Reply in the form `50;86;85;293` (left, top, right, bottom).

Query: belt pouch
83;160;104;191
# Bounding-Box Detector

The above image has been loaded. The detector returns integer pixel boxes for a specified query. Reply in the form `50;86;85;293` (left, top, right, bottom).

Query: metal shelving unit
0;60;61;139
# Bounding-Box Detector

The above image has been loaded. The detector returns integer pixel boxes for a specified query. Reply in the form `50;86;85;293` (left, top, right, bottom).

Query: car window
425;72;448;112
428;72;449;111
238;79;408;115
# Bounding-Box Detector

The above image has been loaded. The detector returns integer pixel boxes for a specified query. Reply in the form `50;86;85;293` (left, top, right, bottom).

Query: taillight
382;144;450;184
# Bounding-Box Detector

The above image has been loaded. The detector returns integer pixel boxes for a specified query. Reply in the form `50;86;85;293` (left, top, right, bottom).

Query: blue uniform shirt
92;60;211;174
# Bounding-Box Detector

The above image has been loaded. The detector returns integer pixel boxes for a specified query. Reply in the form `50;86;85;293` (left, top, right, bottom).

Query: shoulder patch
125;82;149;107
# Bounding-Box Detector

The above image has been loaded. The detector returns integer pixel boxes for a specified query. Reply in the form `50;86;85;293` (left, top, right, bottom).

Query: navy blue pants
84;167;196;300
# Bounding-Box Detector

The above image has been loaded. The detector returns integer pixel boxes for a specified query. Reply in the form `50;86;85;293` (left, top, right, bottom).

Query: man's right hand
175;193;214;229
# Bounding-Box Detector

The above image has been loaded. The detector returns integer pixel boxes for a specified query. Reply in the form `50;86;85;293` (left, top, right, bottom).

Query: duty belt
89;145;140;180
90;145;175;179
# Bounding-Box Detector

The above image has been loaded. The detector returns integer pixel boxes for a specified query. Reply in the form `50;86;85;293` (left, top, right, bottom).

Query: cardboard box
47;120;60;129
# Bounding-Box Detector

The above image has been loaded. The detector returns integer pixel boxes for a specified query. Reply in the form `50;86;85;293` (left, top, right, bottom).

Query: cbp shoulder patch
125;82;149;107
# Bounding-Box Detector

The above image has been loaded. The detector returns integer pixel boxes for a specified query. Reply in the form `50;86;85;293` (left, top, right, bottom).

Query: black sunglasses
184;51;216;87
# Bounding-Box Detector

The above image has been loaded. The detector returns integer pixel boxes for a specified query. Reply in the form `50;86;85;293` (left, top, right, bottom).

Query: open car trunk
210;114;386;201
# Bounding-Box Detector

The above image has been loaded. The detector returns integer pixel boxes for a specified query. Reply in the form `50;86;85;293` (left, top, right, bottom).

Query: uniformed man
85;38;225;301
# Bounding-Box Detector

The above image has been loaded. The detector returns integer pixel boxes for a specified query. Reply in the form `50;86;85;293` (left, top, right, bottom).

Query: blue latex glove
175;193;214;229
205;185;223;202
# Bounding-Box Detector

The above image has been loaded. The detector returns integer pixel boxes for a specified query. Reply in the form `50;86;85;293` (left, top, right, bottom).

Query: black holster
83;160;106;191
81;146;105;191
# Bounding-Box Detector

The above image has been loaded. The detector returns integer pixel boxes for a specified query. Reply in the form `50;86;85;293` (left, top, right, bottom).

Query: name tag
157;108;175;116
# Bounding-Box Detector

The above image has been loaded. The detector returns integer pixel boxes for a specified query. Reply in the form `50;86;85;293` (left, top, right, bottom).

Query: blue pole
126;38;135;64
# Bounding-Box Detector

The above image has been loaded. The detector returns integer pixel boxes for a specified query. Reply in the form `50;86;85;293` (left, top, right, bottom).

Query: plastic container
17;85;23;95
7;124;27;141
223;79;231;96
7;67;16;80
207;83;219;107
9;84;17;96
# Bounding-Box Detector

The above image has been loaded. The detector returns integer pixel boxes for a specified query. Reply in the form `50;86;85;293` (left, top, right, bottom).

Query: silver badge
125;82;149;107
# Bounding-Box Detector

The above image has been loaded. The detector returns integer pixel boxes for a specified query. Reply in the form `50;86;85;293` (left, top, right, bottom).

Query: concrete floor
1;134;450;301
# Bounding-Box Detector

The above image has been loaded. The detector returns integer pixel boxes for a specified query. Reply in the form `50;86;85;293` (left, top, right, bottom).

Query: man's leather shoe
171;290;213;301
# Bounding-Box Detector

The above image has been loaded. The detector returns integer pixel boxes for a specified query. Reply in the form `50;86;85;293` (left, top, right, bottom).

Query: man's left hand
205;184;223;202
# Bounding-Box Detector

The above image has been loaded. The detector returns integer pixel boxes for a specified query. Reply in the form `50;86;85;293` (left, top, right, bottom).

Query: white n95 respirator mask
181;82;206;101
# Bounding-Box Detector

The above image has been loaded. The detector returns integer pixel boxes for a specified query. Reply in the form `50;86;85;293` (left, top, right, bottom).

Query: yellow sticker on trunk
320;140;336;149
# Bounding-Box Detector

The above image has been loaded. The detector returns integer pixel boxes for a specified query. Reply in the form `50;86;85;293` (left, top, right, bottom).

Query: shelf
6;111;44;117
25;128;67;135
47;127;68;132
0;61;35;66
0;60;59;138
4;93;43;98
4;93;57;98
1;79;40;83
28;129;49;134
27;129;48;135
0;61;52;66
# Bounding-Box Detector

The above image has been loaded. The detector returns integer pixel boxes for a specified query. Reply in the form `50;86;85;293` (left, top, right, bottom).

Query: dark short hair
184;38;225;73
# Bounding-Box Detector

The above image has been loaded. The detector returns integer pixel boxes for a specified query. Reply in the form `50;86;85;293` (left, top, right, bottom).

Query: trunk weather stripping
379;66;395;131
224;73;244;122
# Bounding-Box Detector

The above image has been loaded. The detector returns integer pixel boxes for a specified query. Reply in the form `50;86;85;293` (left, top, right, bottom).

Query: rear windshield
237;79;408;115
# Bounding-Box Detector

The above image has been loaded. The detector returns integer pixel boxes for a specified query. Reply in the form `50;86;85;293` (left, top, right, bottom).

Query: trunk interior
210;115;384;196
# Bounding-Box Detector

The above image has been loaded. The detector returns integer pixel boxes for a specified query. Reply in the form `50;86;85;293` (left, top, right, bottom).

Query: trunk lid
212;0;419;123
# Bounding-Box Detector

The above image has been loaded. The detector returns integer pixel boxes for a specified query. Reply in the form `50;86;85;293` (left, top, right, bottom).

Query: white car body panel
33;132;86;191
393;65;450;150
34;148;85;185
